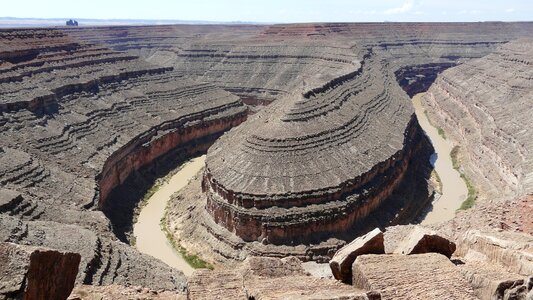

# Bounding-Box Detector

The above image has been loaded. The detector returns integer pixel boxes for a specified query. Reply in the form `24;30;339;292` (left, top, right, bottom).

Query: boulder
353;253;477;299
0;242;80;300
455;230;533;276
457;259;527;300
329;228;384;283
393;227;456;258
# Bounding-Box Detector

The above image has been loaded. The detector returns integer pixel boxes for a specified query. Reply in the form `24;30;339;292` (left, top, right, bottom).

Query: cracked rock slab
352;253;477;300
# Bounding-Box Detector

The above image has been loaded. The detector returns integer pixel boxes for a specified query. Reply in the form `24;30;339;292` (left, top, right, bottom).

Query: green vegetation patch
424;110;446;139
450;146;477;210
431;170;443;194
160;208;214;270
450;145;461;170
459;173;477;210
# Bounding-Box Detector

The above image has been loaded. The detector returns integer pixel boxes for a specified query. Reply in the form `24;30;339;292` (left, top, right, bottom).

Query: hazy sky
4;0;533;23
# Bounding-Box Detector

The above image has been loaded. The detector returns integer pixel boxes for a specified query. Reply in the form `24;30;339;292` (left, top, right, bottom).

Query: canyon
0;22;532;299
423;38;533;202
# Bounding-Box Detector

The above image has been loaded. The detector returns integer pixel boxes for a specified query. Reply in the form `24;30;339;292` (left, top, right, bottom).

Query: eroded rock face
423;39;533;201
0;242;80;300
330;228;384;283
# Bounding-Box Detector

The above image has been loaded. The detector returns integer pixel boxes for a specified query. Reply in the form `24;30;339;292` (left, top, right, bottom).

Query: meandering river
412;93;467;224
133;155;206;276
132;93;464;273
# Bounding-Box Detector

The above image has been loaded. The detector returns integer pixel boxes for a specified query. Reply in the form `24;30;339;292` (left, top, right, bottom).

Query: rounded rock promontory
203;52;428;245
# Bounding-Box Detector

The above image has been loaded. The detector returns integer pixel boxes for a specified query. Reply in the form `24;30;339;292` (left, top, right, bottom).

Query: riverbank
133;155;207;276
412;93;468;224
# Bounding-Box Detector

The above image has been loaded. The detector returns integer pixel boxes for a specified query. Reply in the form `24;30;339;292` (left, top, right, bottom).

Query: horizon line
1;16;533;25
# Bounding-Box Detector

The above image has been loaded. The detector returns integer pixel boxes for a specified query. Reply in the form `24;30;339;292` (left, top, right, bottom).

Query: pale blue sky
3;0;533;23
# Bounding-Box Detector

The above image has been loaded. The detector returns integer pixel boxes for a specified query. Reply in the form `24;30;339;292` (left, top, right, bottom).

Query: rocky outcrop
0;242;80;300
329;228;384;283
393;227;456;258
456;230;533;276
352;253;477;300
458;260;531;300
0;214;187;291
187;256;380;300
427;193;533;299
423;39;533;201
453;230;533;299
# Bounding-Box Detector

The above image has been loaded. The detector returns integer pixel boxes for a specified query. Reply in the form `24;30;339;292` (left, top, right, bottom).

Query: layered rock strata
0;214;187;292
423;39;533;201
2;23;533;296
65;25;359;106
65;23;533;109
202;51;432;246
0;29;246;288
135;22;533;264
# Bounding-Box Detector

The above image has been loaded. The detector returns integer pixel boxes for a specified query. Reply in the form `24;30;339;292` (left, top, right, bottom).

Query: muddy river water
412;93;468;224
133;155;206;276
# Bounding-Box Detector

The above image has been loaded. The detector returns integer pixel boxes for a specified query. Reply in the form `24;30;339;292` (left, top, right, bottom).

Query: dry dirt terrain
1;22;532;299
